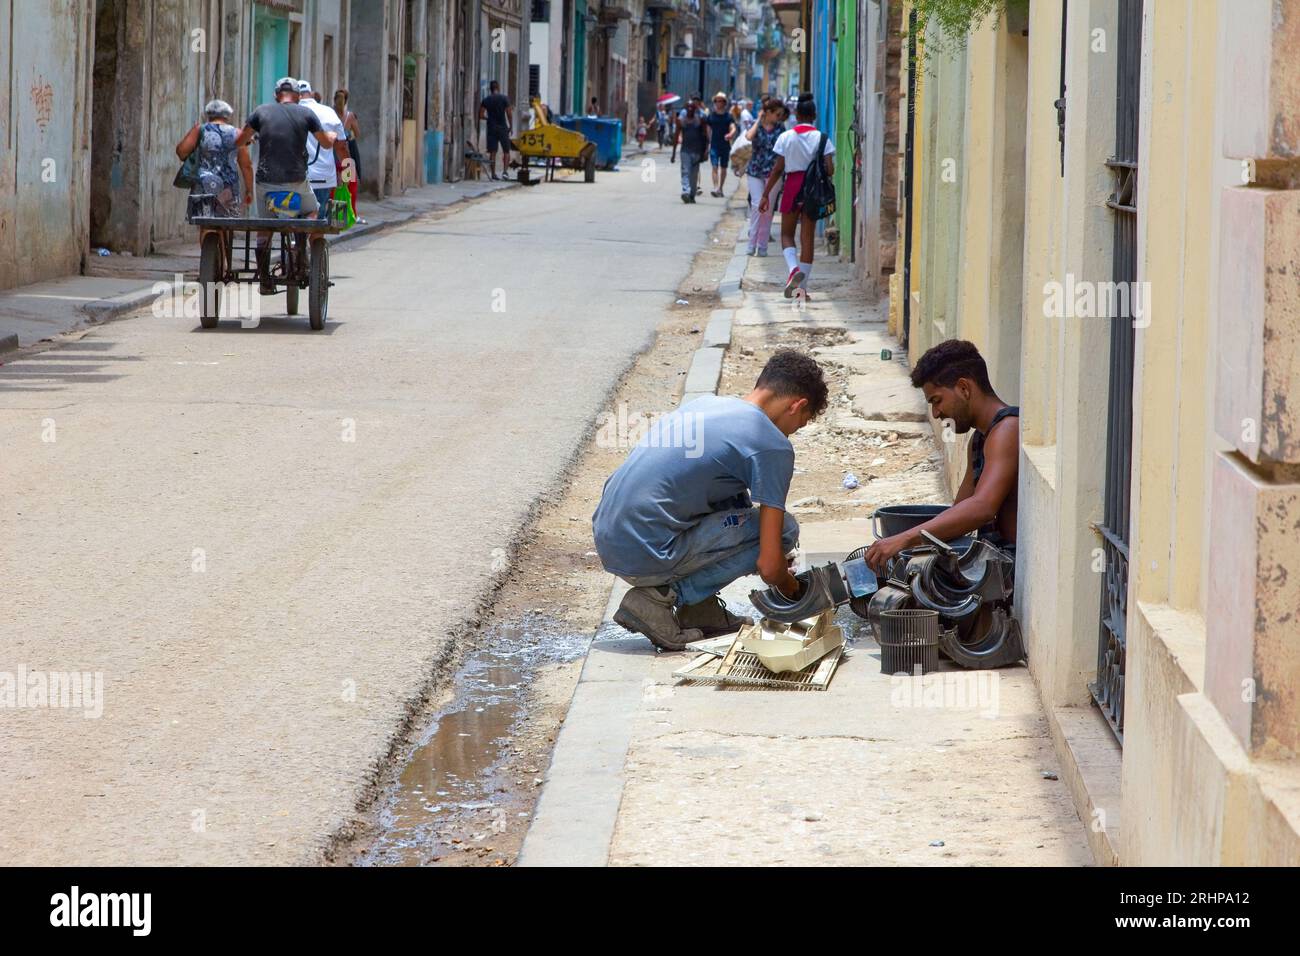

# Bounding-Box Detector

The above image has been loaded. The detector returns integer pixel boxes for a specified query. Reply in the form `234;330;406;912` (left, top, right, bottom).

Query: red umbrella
657;93;681;107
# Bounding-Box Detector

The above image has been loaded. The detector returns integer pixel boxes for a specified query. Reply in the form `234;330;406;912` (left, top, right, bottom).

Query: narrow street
1;0;1294;907
0;148;723;865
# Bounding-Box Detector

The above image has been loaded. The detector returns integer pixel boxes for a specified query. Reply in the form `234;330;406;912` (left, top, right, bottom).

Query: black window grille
1091;0;1143;745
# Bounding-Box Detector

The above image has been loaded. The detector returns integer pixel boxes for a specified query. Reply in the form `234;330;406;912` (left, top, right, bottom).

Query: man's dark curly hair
909;339;993;393
756;349;829;416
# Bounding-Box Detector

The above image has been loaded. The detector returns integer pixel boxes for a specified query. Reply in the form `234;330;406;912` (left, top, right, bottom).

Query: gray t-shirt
247;102;323;184
592;395;795;577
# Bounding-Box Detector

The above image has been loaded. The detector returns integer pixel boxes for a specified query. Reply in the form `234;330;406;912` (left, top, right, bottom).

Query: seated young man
865;339;1018;573
593;350;828;650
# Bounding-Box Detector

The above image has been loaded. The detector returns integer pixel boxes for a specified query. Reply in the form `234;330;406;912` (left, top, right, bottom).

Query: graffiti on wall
31;77;55;134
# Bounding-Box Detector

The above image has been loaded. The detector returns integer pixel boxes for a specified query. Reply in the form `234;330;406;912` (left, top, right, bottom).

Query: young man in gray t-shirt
593;350;828;650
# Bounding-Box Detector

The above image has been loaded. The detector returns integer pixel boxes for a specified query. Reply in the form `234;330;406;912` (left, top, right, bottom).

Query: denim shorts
709;145;731;167
620;505;799;589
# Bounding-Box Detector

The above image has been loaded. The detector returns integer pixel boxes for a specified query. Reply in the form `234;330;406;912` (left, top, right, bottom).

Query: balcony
600;0;633;19
673;0;701;25
757;24;782;58
718;8;738;33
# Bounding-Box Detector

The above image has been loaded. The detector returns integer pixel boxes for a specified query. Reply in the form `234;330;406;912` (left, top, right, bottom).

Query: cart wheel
285;281;300;315
281;235;300;314
308;237;328;330
199;232;222;328
584;151;596;183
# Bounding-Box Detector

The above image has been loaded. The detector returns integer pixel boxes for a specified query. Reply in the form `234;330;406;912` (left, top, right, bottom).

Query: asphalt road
0;149;724;864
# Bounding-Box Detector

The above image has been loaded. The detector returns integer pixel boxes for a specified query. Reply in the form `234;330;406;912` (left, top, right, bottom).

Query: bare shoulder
986;413;1020;453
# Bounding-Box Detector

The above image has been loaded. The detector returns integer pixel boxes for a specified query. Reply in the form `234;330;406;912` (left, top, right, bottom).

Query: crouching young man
593;350;828;650
865;339;1019;573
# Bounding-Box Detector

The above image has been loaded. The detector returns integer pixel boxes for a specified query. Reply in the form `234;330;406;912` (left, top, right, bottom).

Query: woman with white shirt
758;94;835;298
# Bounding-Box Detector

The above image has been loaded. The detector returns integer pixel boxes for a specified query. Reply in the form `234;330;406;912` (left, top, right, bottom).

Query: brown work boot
678;595;752;637
613;585;703;652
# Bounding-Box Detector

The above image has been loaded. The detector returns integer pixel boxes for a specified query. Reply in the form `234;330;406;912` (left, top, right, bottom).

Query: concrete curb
518;226;751;867
682;345;724;395
702;308;734;349
81;284;173;321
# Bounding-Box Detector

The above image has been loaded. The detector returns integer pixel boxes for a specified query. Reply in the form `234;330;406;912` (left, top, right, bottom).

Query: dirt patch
333;196;750;867
720;324;944;523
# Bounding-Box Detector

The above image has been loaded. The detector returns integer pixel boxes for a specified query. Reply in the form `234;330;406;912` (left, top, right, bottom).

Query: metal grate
1090;0;1143;746
674;642;843;691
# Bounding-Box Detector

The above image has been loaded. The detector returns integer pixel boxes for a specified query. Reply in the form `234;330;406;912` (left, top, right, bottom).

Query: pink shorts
778;170;806;215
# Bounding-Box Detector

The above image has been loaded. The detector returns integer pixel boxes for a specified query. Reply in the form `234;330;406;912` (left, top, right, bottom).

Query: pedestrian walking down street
739;99;756;134
744;98;788;257
656;106;669;147
759;93;836;298
297;81;349;221
478;81;513;180
706;92;738;197
175;99;252;218
676;99;708;203
333;88;363;221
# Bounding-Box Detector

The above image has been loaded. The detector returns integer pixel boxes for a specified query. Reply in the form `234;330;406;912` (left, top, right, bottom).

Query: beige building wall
895;0;1300;863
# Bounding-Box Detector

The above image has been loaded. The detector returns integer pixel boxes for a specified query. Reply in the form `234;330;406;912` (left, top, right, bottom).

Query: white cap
275;76;297;94
295;79;313;96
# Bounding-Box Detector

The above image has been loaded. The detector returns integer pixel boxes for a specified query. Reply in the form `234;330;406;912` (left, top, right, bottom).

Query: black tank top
970;405;1019;489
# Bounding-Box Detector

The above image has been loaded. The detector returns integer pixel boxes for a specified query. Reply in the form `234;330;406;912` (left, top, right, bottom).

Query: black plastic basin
871;504;947;539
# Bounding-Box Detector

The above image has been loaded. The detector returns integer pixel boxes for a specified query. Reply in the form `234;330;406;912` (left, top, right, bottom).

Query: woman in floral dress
176;99;252;217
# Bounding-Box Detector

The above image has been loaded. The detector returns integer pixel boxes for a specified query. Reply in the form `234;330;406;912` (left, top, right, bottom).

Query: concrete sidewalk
0;178;516;353
520;201;1095;867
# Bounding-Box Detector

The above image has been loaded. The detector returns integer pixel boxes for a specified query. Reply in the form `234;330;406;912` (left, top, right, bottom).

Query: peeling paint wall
0;0;95;289
1;0;441;291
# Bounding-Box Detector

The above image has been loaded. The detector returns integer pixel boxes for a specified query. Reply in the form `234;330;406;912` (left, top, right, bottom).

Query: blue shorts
710;145;731;167
312;187;333;220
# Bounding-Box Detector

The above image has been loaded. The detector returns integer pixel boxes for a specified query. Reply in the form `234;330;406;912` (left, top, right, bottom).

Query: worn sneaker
784;267;805;298
757;246;768;257
682;193;691;203
677;596;752;637
613;585;703;652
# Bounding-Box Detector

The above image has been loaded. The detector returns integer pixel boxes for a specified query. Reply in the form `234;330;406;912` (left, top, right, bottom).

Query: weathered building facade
2;0;479;292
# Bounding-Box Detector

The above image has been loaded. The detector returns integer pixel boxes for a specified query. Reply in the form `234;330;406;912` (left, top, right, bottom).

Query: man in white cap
236;77;337;292
295;80;350;219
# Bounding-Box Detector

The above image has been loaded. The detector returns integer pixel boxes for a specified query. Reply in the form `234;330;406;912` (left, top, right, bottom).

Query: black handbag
173;120;208;189
798;132;836;221
173;149;200;189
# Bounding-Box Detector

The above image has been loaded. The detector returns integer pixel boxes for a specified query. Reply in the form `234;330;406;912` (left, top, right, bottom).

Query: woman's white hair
204;99;234;119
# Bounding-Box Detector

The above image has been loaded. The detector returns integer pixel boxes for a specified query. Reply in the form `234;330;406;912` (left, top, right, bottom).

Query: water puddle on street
358;614;589;866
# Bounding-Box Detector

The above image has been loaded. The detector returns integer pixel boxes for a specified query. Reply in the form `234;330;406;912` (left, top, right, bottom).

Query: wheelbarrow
512;97;598;183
